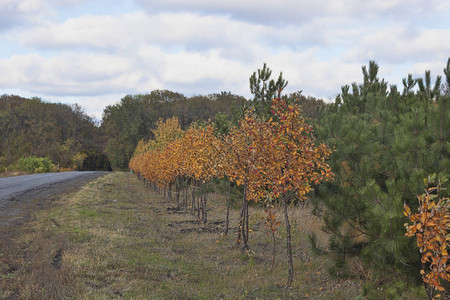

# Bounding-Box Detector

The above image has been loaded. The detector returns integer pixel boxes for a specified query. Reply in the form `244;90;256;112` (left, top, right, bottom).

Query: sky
1;0;449;120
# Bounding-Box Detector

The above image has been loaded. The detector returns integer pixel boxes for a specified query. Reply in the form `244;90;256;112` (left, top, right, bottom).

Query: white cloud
49;0;89;7
1;0;449;117
0;0;56;30
0;52;137;95
343;25;450;64
135;0;450;25
18;12;278;56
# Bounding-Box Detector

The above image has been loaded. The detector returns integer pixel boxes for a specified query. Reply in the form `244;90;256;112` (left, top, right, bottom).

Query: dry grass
0;170;29;177
1;172;366;299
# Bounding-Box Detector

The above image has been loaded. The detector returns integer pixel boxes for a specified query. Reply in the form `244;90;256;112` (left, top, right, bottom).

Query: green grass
0;172;428;299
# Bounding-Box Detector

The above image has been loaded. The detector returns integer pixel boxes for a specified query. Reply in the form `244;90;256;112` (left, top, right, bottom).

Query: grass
0;172;428;299
0;170;29;177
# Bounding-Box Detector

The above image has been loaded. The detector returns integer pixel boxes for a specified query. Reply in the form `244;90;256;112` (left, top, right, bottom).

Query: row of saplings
129;97;333;285
129;98;448;295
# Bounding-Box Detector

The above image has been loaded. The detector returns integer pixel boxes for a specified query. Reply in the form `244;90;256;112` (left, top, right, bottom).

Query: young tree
249;63;288;117
314;60;449;284
223;111;264;250
253;98;333;285
404;176;449;299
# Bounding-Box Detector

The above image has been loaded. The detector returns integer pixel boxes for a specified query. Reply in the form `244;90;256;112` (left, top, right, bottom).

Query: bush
14;156;54;173
0;156;8;173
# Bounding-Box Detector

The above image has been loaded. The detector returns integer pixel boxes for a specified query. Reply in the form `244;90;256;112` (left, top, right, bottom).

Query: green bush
14;156;54;173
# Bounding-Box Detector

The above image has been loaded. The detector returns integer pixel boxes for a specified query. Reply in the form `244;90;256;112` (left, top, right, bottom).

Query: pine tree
249;63;288;117
313;60;449;283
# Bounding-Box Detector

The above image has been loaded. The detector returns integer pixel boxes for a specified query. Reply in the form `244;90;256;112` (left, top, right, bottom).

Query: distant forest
0;95;104;171
0;90;324;171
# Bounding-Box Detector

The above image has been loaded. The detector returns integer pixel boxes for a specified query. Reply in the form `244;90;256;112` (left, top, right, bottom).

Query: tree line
0;95;107;172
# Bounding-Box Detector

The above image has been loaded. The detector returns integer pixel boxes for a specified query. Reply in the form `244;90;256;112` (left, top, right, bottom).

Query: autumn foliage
129;97;333;284
404;179;450;297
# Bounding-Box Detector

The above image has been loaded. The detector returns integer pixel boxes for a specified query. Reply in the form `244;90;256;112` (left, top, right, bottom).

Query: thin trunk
271;232;276;270
202;183;208;223
244;193;249;249
225;180;231;236
176;177;180;203
184;179;188;207
237;198;244;247
181;180;186;208
283;194;294;286
168;183;172;202
197;184;201;220
239;186;249;251
191;180;196;215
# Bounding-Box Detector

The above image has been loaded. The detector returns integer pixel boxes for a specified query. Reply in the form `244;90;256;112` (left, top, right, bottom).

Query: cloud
1;0;449;118
0;0;56;30
343;25;450;65
263;49;362;98
49;0;89;7
0;52;138;96
135;0;450;25
18;12;279;55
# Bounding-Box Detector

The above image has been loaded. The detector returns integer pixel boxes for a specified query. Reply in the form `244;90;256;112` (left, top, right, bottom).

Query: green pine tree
312;60;449;286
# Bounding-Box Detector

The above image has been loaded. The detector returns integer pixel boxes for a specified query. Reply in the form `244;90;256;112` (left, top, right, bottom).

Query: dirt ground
0;172;427;299
0;172;108;300
0;172;365;299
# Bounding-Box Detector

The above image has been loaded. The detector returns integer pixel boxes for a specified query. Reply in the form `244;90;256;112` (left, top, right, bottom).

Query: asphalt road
0;171;109;225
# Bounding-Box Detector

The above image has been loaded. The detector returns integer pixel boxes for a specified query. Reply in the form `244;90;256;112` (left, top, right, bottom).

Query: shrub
15;156;54;173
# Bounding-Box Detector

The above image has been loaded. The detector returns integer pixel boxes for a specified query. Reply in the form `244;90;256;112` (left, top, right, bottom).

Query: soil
0;172;108;300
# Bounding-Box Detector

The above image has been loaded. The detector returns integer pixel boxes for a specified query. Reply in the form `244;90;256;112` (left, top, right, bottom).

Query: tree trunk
237;199;243;247
176;177;180;203
202;183;208;223
191;180;196;215
283;194;294;286
271;231;276;270
225;180;231;236
238;186;249;251
184;179;188;208
244;192;249;249
197;183;202;220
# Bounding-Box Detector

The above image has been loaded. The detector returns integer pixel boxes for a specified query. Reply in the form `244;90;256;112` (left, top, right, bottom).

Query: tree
404;176;449;299
313;60;449;285
221;98;333;284
223;113;262;250
443;58;450;95
249;63;288;117
251;98;333;285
